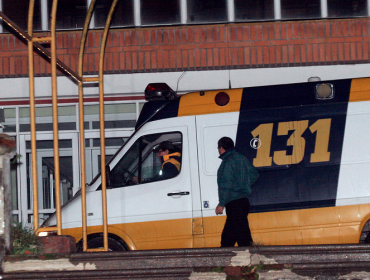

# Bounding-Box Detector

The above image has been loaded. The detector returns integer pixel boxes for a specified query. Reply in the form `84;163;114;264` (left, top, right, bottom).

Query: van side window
108;132;182;188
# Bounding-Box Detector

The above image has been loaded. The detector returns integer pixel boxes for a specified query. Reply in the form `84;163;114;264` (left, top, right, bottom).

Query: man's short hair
218;137;234;150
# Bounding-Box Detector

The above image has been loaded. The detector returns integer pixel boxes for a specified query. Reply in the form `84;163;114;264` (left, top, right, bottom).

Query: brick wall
0;18;370;78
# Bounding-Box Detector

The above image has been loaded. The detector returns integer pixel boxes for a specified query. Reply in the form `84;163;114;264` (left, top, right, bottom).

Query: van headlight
38;231;57;237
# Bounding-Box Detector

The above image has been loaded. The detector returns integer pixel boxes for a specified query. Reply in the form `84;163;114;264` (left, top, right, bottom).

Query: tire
87;236;128;251
365;232;370;243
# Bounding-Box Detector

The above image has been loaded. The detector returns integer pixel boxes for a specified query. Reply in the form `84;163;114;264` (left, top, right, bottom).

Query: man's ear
163;150;170;155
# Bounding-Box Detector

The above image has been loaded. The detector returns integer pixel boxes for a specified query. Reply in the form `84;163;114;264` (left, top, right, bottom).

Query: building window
3;108;16;133
2;0;42;32
94;0;134;28
141;0;180;25
281;0;321;19
2;0;370;33
47;0;87;30
84;103;137;130
328;0;367;17
187;0;227;23
235;0;274;21
19;106;76;132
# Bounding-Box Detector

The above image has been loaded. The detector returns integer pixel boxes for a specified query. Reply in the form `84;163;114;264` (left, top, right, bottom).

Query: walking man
215;137;259;247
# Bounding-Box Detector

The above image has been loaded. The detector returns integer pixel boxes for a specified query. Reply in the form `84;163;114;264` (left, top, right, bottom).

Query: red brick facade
0;18;370;78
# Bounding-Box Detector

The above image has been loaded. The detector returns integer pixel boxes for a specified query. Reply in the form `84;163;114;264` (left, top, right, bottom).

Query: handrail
0;11;82;83
50;0;62;236
77;0;120;252
77;0;98;252
3;0;120;251
26;0;63;234
27;0;39;231
96;0;121;252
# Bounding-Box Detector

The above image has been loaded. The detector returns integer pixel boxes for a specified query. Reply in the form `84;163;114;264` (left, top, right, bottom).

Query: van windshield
107;132;182;189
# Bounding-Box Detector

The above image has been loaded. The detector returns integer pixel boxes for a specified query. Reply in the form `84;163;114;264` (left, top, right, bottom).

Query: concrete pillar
0;134;16;268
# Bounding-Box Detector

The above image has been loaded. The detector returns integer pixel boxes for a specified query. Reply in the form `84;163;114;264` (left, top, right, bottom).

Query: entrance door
19;132;79;227
18;130;134;227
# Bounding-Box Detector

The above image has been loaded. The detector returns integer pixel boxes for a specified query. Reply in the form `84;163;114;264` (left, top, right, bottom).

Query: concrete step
2;244;370;279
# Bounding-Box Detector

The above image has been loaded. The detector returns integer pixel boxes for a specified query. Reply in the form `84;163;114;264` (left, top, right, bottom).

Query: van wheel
87;236;128;251
360;219;370;243
365;232;370;243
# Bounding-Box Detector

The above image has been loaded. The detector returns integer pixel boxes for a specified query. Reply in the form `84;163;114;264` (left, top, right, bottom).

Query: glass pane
2;0;41;32
108;132;182;188
10;136;18;210
26;140;74;215
3;108;16;133
12;214;19;223
27;153;31;210
187;0;227;23
48;0;87;30
141;0;180;25
93;137;128;147
20;123;76;131
26;139;72;149
97;154;115;175
94;0;134;28
41;156;73;207
19;106;76;132
139;102;145;113
235;0;274;21
85;103;137;129
281;0;321;19
109;138;140;188
92;120;136;129
328;0;367;17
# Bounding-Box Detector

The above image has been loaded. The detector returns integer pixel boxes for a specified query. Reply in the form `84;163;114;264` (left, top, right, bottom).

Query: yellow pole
99;0;120;251
78;0;98;252
27;0;39;231
50;0;62;236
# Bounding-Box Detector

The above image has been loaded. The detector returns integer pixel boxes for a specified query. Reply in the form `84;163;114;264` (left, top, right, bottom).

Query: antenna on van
176;71;186;93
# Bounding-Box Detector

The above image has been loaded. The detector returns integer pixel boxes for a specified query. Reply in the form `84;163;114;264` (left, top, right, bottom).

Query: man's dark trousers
221;197;253;247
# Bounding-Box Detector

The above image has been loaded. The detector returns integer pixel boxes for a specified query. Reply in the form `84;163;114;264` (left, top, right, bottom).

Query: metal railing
0;0;121;251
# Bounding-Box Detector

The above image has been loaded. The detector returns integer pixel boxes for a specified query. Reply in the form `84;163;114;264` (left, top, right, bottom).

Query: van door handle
167;191;190;196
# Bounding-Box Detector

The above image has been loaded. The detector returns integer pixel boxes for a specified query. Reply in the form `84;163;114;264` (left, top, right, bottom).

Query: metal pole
50;0;62;236
78;0;98;252
99;0;120;251
27;0;39;231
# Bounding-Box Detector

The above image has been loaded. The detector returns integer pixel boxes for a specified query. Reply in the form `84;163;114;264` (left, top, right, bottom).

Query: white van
39;77;370;250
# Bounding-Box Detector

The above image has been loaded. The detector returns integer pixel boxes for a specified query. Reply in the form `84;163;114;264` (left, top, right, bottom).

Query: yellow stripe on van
178;88;243;117
350;78;370;102
56;203;370;251
248;203;369;245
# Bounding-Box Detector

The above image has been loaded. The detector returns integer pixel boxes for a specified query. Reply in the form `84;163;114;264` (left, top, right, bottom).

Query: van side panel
337;78;370;206
236;80;351;213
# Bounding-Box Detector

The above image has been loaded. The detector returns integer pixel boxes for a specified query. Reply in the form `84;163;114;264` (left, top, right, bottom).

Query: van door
91;116;200;250
195;112;240;247
196;109;303;246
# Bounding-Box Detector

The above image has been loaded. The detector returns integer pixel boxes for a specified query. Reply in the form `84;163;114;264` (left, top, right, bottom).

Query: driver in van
154;141;181;180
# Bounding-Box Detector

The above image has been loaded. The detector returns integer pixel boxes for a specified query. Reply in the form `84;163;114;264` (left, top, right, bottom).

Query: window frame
106;131;183;189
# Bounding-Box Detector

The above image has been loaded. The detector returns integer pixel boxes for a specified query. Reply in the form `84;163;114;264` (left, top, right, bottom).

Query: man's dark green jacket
217;149;259;207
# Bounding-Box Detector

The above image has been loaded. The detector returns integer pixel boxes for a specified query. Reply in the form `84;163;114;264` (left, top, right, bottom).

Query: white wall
1;64;370;100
